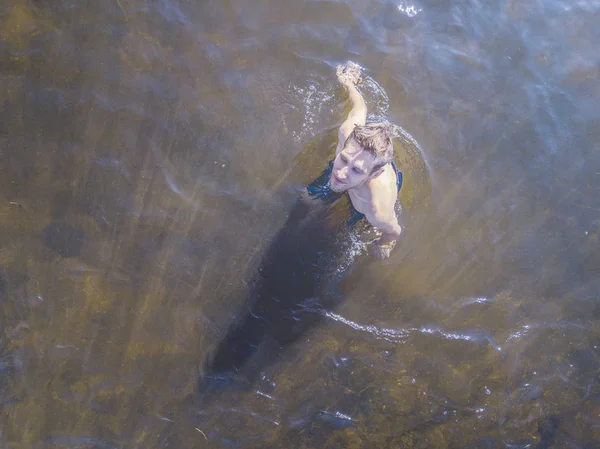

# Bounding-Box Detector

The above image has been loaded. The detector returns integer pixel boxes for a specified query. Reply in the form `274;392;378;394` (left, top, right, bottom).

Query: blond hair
346;123;394;172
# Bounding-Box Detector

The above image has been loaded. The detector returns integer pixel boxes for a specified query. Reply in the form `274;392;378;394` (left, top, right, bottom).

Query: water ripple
324;311;501;349
324;311;412;343
505;321;585;343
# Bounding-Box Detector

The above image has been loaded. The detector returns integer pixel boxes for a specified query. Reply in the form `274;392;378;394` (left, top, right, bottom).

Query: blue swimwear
306;160;403;226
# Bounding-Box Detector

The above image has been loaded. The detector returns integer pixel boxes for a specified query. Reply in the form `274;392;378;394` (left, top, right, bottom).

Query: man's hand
369;224;401;260
336;61;362;88
371;239;397;260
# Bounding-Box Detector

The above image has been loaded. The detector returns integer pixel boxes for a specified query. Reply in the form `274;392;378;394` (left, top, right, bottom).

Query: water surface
1;0;600;447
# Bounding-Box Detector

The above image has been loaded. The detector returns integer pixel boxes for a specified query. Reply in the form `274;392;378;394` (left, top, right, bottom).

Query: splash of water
289;81;336;144
397;2;423;18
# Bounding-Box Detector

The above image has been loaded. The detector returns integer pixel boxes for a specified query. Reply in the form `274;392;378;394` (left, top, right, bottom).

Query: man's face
329;138;377;192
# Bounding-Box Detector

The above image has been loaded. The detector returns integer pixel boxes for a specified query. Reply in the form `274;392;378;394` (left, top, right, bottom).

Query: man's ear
371;167;385;179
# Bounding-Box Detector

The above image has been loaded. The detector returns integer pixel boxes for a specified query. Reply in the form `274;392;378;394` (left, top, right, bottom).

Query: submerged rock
41;220;84;257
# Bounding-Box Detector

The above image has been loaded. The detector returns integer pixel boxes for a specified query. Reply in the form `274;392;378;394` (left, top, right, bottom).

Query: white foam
289;81;336;144
397;2;423;17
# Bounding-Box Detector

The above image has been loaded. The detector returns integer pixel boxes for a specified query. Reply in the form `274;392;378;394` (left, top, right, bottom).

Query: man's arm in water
336;64;367;154
367;211;402;260
368;210;402;245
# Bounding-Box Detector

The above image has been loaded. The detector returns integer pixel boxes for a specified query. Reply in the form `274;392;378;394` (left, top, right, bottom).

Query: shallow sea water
1;0;600;447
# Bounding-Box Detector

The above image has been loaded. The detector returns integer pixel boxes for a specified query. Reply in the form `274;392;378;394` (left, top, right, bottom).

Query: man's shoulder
371;165;400;201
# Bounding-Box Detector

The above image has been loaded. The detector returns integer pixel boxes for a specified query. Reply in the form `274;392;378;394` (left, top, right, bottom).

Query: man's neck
348;162;393;201
348;178;374;202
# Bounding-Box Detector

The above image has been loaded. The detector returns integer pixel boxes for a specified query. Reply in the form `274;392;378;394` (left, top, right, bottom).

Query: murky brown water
2;0;600;447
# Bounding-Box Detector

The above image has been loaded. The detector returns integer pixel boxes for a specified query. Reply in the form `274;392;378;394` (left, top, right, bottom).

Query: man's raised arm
335;62;367;154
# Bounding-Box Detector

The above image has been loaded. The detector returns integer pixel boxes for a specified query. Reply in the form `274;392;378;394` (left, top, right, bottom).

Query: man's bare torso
348;163;398;219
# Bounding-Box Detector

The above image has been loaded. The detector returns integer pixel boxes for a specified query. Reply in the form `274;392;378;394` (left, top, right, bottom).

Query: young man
201;65;403;387
325;62;402;259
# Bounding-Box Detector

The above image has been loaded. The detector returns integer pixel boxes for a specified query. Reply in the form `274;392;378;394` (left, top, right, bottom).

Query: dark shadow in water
201;189;351;389
42;221;85;258
200;131;358;390
198;125;430;393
